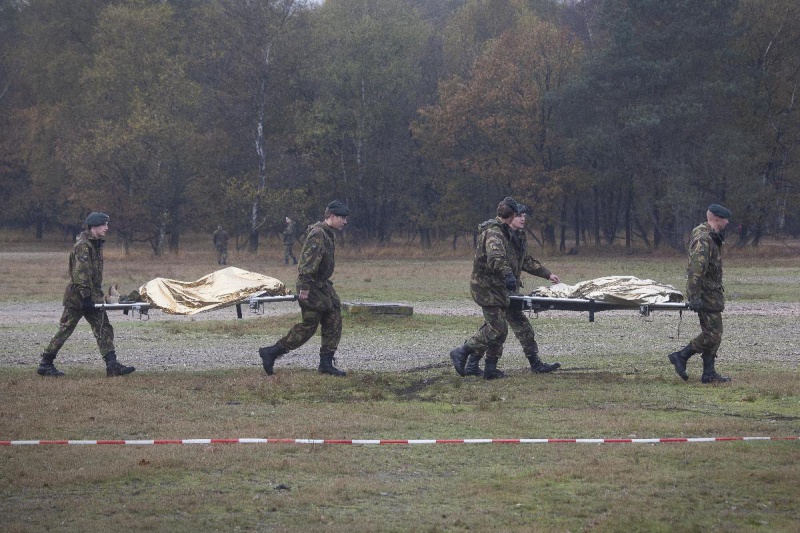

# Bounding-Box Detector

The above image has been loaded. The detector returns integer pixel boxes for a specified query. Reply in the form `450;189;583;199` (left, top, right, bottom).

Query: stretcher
94;293;299;320
91;267;296;320
510;295;689;322
509;275;689;322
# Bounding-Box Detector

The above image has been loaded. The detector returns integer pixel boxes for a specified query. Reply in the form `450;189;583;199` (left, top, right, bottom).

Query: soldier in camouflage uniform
450;197;558;379
258;201;350;377
212;225;229;265
283;216;298;265
462;201;562;377
37;212;135;378
668;204;732;384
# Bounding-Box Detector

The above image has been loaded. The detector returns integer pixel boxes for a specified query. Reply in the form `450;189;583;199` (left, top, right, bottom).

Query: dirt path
3;300;798;373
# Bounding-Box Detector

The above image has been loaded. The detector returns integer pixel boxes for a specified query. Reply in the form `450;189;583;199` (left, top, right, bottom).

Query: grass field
1;236;798;531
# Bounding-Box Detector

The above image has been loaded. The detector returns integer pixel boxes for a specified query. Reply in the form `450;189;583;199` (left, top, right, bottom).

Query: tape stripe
1;436;797;446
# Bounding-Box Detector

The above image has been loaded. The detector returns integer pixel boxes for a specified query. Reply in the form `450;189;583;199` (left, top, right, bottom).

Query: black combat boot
526;352;561;374
103;351;135;377
701;355;731;384
464;352;483;377
318;350;346;377
449;344;474;377
667;345;697;381
258;343;289;375
483;356;505;380
36;353;64;377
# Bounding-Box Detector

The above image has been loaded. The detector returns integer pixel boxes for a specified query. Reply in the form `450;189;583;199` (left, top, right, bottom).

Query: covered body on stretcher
511;275;689;322
94;267;297;318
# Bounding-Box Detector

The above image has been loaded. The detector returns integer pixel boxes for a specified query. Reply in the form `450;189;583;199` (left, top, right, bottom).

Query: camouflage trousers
466;306;538;360
689;310;723;357
283;243;297;264
279;301;342;353
216;246;227;265
505;306;539;355
465;306;508;358
43;307;115;358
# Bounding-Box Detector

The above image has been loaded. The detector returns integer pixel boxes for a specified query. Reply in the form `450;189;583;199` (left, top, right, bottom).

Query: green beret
708;204;731;219
327;200;350;217
85;212;110;227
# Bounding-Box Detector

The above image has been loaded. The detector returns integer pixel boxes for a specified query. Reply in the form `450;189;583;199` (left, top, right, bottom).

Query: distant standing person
463;200;562;377
213;224;229;265
667;204;732;384
258;201;351;377
449;197;541;380
37;212;135;377
283;216;298;265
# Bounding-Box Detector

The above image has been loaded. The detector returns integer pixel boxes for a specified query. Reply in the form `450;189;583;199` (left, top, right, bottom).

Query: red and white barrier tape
1;436;797;446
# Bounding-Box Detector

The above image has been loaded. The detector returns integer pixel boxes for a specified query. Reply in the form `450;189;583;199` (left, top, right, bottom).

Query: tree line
1;0;798;254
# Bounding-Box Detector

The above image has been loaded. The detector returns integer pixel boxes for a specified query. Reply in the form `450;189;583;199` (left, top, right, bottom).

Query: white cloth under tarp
531;275;683;304
139;267;287;315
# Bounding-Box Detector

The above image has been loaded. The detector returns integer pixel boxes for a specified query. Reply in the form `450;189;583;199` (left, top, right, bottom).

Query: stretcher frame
94;292;298;319
510;295;689;322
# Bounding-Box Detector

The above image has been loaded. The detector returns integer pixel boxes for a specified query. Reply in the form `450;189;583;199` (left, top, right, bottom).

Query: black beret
85;212;110;227
502;197;529;215
708;204;731;219
327;200;350;217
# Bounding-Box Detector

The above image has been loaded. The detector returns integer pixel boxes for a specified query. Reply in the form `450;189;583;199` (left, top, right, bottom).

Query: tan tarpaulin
531;275;683;304
139;267;288;315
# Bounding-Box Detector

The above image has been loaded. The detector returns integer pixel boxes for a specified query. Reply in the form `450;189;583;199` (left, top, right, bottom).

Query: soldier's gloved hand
81;297;96;313
504;272;517;293
688;298;703;312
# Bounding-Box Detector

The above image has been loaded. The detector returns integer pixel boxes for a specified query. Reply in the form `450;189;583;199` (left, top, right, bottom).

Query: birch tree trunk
250;74;270;253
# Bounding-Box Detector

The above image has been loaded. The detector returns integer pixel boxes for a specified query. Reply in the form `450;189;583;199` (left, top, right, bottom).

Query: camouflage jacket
470;218;515;308
296;221;338;311
212;228;229;249
686;222;725;312
283;221;295;245
509;229;551;291
63;229;105;308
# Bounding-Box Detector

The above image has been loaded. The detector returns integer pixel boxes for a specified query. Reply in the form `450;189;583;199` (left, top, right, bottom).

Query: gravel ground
2;300;799;374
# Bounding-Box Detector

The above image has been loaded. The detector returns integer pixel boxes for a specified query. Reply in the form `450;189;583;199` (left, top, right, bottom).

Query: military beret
502;196;531;216
85;212;110;227
708;204;731;219
327;200;350;217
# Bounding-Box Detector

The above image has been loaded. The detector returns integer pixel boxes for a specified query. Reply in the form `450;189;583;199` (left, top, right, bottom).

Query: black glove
81;297;96;313
688;298;703;312
504;272;517;293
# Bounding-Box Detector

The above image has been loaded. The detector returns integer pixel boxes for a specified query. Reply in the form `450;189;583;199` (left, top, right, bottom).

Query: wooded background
1;0;798;254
